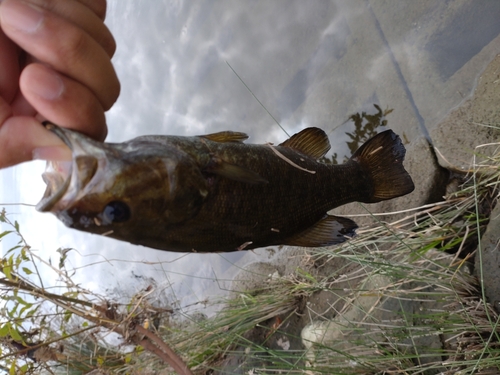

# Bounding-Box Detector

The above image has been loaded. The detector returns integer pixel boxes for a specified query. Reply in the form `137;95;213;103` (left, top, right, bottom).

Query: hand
0;0;120;167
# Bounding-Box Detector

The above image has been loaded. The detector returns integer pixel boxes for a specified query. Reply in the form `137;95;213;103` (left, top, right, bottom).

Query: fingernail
0;1;44;33
30;67;64;100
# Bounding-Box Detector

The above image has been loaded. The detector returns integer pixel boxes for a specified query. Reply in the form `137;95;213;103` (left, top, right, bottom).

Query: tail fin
351;130;414;202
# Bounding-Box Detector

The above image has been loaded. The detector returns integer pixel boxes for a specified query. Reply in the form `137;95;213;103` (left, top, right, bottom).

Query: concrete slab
431;54;500;171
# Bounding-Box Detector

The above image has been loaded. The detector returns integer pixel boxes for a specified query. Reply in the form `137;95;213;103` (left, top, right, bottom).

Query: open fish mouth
37;158;73;212
36;123;100;213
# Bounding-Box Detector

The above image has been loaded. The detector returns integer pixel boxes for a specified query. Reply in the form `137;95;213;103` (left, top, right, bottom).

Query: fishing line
1;203;36;207
225;61;290;137
266;144;316;174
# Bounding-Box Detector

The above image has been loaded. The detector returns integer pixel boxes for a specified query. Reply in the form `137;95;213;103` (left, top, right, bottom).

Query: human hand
0;0;120;168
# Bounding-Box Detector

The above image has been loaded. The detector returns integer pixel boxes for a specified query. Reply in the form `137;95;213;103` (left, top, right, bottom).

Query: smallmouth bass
37;123;414;252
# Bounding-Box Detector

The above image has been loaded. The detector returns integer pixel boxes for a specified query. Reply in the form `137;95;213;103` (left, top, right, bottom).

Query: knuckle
79;0;107;20
101;75;120;111
98;27;117;57
57;27;89;66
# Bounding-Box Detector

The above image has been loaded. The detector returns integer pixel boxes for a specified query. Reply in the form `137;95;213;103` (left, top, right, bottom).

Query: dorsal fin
279;127;331;159
200;131;249;143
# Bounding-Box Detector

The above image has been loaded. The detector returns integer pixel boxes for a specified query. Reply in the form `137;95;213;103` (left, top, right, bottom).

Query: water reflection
321;104;392;164
346;104;391;155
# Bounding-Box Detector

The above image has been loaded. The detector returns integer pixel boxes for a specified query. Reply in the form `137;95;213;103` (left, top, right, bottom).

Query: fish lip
36;123;101;213
36;162;72;212
42;121;77;151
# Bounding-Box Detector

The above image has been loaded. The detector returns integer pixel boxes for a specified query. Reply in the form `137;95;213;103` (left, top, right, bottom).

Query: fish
36;123;414;253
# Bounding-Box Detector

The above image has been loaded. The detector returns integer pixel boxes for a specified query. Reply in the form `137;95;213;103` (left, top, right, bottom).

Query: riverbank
161;55;500;375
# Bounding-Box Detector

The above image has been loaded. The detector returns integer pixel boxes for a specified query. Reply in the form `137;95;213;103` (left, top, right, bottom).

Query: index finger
17;0;115;57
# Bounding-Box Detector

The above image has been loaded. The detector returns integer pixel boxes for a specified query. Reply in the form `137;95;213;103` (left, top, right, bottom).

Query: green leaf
0;323;10;337
0;230;12;239
3;265;12;280
63;291;79;299
9;326;23;342
9;361;16;375
19;304;34;317
22;267;33;275
7;303;18;318
25;305;39;318
15;296;30;305
82;321;89;328
20;247;29;261
6;245;21;254
64;310;72;323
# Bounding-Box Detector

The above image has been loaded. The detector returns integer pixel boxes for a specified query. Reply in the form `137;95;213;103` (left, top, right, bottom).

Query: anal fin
284;215;358;247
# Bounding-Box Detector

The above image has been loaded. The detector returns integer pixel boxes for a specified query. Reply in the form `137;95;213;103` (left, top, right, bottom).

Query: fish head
36;124;208;241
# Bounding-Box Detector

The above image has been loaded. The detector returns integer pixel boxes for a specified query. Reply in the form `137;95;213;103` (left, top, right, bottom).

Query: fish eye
103;201;130;223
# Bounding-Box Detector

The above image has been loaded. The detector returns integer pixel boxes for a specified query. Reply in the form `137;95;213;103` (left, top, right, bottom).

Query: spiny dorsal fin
205;158;268;184
200;131;249;143
284;215;358;247
279;127;331;159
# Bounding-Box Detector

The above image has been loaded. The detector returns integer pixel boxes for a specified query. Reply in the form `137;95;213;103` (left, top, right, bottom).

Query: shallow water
1;0;499;314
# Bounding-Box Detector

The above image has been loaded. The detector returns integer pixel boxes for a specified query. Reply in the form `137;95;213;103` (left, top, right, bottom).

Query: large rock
430;54;500;171
475;201;500;313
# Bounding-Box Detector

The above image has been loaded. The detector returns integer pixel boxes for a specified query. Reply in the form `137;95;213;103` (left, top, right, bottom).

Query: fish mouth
36;123;101;212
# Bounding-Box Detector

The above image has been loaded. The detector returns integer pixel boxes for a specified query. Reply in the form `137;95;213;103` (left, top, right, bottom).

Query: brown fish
37;123;414;252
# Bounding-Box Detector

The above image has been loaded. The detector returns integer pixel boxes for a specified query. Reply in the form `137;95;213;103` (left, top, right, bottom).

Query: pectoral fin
200;131;249;143
284;215;358;247
206;158;268;184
